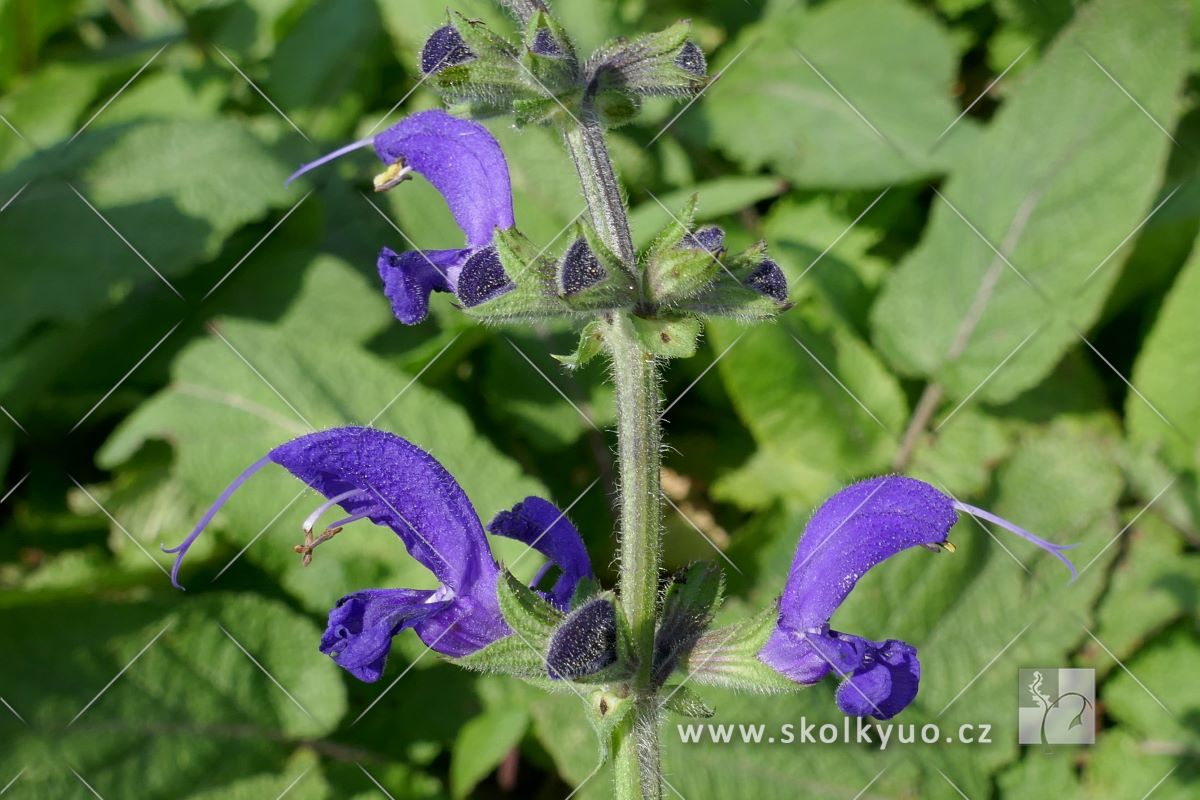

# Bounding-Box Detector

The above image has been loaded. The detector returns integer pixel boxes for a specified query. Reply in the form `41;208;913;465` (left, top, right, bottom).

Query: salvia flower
164;427;593;682
758;476;1076;719
287;109;517;324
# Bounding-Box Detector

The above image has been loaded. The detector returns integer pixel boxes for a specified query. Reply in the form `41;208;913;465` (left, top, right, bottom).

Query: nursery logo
1018;668;1095;745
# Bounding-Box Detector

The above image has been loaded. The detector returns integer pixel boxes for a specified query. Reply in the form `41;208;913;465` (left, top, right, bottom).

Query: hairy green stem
608;316;664;800
564;113;637;266
562;103;663;799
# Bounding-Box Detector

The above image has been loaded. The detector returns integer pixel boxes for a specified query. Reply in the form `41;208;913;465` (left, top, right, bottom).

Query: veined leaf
872;0;1188;403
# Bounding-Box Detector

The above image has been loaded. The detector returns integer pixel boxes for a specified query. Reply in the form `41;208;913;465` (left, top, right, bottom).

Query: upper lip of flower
163;425;593;680
759;475;1078;719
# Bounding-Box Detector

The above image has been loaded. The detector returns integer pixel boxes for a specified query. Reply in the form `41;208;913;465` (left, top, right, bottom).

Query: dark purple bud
421;24;475;74
681;225;725;254
746;258;787;302
674;41;707;77
559;238;606;296
531;26;564;58
546;596;618;680
456;246;514;307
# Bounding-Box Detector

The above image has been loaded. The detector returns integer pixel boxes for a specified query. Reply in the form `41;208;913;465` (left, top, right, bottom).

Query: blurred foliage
2;0;1199;798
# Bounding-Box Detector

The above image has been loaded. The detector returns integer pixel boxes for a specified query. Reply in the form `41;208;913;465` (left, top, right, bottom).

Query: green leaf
0;592;347;798
1087;513;1200;671
485;330;614;450
710;310;908;508
0;119;294;350
1103;627;1197;743
528;691;612;795
265;0;382;135
698;0;962;188
872;0;1189;404
1127;229;1200;468
450;708;529;799
180;750;330;800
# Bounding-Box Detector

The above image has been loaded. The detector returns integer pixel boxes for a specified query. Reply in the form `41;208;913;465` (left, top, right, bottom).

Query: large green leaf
1086;513;1200;673
1127;230;1200;467
0;592;347;799
709;308;908;509
1103;626;1198;743
698;0;962;188
872;0;1188;403
0;119;294;349
97;318;547;615
450;707;528;798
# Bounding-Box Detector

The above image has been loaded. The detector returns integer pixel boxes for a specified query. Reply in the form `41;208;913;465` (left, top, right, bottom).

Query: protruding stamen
163;454;275;589
953;501;1078;581
373;160;414;192
302;489;368;535
286;137;375;185
295;526;344;566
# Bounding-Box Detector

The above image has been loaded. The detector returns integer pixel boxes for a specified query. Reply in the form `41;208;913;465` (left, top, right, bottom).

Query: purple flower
287;109;516;324
759;476;1076;719
164;427;592;682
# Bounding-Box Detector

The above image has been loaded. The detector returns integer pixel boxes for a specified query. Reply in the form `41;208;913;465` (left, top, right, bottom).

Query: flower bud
589;21;708;99
522;10;579;92
546;596;619;680
422;14;540;116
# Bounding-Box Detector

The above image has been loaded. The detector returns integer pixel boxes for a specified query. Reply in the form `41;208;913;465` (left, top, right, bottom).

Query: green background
2;0;1199;797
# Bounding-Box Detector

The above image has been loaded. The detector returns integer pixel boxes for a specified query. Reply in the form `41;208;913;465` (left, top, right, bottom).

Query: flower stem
562;103;663;799
563;112;636;266
607;313;664;800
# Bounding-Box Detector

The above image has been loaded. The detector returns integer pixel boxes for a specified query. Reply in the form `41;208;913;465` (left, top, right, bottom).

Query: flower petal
377;246;464;324
373;109;514;248
836;662;892;717
269;427;498;593
779;476;957;629
487;496;593;610
835;638;920;719
411;571;510;658
321;588;450;682
870;639;921;719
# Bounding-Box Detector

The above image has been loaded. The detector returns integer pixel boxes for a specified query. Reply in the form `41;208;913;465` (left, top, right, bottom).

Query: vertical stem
607;314;664;800
563;112;637;266
561;104;662;799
